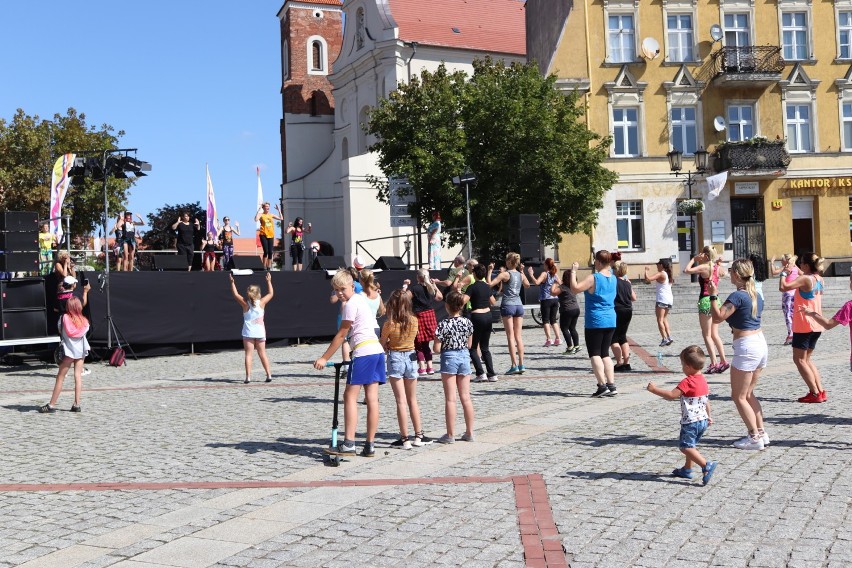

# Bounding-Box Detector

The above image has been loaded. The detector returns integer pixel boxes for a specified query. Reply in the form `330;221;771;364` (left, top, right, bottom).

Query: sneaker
426;367;435;375
265;376;272;383
436;434;455;444
506;365;520;375
418;369;427;376
731;435;750;448
324;441;357;456
605;383;618;396
620;364;632;372
613;364;625;373
243;378;250;384
552;338;561;346
360;444;376;457
564;347;574;355
81;368;92;376
38;404;56;414
716;362;730;373
460;432;475;442
659;339;668;347
543;340;552;347
413;433;433;446
704;364;717;375
758;429;770;447
70;405;81;413
818;391;827;403
671;467;693;479
572;345;582;354
734;435;764;451
702;461;718;486
665;337;674;346
798;391;821;403
517;365;526;374
487;375;499;382
473;374;488;383
390;437;412;450
591;384;609;398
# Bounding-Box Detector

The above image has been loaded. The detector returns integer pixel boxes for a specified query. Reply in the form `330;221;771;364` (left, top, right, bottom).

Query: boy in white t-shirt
314;270;386;457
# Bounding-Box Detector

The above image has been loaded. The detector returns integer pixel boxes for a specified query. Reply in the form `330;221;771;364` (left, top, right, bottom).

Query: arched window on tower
307;36;328;75
311;41;322;71
282;39;289;80
356;8;365;50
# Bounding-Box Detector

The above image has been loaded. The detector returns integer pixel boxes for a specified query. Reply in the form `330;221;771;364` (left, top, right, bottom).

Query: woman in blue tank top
570;250;618;398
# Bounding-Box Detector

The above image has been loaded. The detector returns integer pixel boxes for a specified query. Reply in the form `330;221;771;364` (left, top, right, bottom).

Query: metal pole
101;151;114;349
688;174;697;283
465;182;473;258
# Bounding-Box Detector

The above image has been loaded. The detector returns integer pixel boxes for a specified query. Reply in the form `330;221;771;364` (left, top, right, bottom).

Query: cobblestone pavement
1;281;852;567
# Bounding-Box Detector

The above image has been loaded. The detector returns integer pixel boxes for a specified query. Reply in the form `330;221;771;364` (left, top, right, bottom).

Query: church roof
287;0;342;6
388;0;526;55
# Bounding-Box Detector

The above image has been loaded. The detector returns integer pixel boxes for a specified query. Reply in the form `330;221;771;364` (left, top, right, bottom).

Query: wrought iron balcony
711;46;784;88
713;139;791;177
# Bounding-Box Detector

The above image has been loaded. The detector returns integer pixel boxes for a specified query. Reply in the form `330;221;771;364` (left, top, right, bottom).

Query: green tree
142;202;207;251
0;108;133;237
366;58;617;257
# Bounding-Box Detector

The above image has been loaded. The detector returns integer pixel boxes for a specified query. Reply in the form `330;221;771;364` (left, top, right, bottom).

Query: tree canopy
0;108;134;237
366;58;617;256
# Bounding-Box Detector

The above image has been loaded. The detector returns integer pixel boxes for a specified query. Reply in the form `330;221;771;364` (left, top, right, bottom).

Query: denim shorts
656;302;673;310
440;349;471;376
387;350;417;379
500;304;524;318
679;419;708;449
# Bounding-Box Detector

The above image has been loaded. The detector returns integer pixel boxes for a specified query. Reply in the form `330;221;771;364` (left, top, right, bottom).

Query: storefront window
616;200;644;250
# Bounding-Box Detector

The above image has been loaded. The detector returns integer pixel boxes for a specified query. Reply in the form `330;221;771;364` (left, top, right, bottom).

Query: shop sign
734;181;760;195
781;177;852;197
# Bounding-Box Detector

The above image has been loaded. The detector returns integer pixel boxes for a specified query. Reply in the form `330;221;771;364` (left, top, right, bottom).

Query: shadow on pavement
473;387;586;398
2;404;47;413
767;413;852;427
262;395;330;404
569;434;669;447
562;470;686;484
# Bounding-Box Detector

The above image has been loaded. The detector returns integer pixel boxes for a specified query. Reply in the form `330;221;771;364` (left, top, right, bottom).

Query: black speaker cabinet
511;242;541;265
832;261;852;276
509;227;540;244
311;255;346;270
153;255;191;271
0;251;39;272
508;214;540;230
0;231;39;252
1;308;48;340
231;256;265;270
0;211;38;232
1;279;46;310
373;256;406;270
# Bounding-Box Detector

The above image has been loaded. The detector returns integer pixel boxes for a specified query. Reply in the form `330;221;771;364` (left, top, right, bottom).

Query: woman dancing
286;217;312;271
112;211;145;272
770;254;799;345
611;260;636;372
229;271;274;383
707;258;768;450
645;258;675;347
684;247;729;373
553;269;581;354
527;258;561;347
487;252;531;375
255;202;284;270
219;217;240;270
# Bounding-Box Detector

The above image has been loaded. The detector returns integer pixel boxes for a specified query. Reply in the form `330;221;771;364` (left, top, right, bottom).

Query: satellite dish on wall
710;24;724;42
713;116;727;132
641;37;660;60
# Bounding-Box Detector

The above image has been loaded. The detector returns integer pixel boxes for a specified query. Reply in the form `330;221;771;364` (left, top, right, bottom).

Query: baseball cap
352;255;366;270
62;276;78;288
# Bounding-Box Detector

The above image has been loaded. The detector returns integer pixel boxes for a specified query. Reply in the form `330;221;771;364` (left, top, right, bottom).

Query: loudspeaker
231;256;265;270
373;256;406;270
513;242;541;265
508;214;540;230
0;232;39;252
311;255;345;270
832;261;852;276
1;279;46;310
0;251;39;272
1;308;47;340
509;227;539;244
153;255;190;271
0;212;38;232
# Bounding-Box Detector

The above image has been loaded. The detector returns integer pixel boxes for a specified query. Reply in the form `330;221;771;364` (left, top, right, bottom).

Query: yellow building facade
527;0;852;273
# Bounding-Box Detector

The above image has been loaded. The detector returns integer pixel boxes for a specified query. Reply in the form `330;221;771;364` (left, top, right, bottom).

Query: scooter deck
323;447;356;456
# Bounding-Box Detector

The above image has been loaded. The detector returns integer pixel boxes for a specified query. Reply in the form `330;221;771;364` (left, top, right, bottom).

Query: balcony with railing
713;139;791;177
711;46;785;88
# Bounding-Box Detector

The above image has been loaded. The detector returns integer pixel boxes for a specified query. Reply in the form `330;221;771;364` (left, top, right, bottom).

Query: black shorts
539;298;559;325
613;309;633;345
792;331;821;351
585;327;615;358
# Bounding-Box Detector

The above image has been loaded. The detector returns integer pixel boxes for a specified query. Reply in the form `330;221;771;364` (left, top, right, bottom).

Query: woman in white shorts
708;258;769;451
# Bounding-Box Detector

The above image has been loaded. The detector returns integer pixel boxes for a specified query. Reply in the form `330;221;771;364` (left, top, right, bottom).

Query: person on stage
171;212;200;271
39;223;57;276
202;231;220;271
286;217;312;271
229;271;274;383
218;217;240;270
428;211;442;270
255;202;284;270
112;211;145;272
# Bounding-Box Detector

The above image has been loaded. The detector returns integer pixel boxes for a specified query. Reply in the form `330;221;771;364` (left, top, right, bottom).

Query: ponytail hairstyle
613;260;628;277
731;258;758;318
386;289;414;338
360;268;377;292
65;296;86;330
246;284;261;307
800;252;824;275
417;267;437;296
747;253;767;283
658;257;675;285
783;253;797;268
702;245;717;266
544;257;557;276
594;249;612;267
505;252;520;270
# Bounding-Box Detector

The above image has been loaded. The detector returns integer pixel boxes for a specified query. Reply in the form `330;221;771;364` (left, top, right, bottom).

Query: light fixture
451;169;477;257
666;149;683;172
694;148;709;172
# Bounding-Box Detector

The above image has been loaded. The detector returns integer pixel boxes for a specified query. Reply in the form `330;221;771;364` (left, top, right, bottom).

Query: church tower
277;0;343;185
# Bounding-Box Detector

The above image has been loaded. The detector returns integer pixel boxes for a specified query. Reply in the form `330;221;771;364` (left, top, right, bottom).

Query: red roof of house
389;0;526;56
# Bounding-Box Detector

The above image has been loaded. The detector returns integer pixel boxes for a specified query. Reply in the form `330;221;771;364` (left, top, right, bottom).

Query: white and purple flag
49;153;75;240
206;164;219;236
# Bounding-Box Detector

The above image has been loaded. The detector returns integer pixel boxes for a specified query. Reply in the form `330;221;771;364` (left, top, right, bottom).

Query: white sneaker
81;368;91;376
733;435;764;451
759;430;770;446
473;374;488;383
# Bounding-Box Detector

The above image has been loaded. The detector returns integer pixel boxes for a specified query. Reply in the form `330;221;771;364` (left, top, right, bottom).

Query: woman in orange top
254;202;284;270
780;252;826;403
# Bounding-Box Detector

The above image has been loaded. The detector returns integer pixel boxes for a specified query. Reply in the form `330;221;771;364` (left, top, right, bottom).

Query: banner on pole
256;166;263;230
49;153;75;240
206;164;219;236
706;171;729;201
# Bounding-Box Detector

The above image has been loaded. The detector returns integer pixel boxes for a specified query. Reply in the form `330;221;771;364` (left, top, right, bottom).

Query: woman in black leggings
464;263;498;382
255;202;284;270
553;269;581;354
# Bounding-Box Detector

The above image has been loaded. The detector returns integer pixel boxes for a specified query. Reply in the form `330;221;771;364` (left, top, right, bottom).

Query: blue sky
1;0;284;234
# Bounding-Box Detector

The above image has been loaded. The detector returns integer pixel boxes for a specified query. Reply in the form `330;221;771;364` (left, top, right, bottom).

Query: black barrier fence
41;269;448;356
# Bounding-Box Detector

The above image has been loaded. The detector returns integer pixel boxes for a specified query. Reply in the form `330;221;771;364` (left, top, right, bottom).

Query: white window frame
604;0;640;64
670;106;699;155
721;11;752;48
778;1;814;62
306;35;328;75
842;101;852;151
663;0;698;64
666;14;695;63
611;106;641;157
615;200;644;251
837;2;852;60
726;102;757;142
784;103;814;153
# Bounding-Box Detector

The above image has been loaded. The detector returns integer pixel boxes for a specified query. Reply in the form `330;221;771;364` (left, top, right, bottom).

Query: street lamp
667;147;708;281
451;169;477;258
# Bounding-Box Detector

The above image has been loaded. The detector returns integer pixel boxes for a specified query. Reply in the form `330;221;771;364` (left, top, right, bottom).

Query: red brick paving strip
629;336;671;373
0;474;566;567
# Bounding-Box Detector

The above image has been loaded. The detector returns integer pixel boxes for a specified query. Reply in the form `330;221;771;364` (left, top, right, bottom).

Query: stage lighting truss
69;149;151;184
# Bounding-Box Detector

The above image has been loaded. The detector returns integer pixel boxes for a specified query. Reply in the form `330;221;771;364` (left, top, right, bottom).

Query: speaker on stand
508;214;541;266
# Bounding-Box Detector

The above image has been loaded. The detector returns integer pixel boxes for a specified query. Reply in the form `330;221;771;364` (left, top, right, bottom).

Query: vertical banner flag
206;164;219;236
706;170;729;201
49;153;75;240
256;166;263;230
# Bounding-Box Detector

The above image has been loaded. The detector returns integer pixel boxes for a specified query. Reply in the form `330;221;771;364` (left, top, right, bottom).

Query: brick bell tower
277;0;343;185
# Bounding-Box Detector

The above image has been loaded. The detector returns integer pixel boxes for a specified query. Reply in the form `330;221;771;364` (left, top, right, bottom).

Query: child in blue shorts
647;345;717;486
433;291;475;444
314;269;385;457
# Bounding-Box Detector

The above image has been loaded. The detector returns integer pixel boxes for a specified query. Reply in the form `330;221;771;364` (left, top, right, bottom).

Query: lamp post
667;147;709;282
451;169;477;258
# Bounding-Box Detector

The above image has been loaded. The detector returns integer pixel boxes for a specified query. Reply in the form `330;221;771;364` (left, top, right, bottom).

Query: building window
781;12;808;60
723;13;751;47
786;104;812;152
608;14;635;63
840;11;852;59
282;40;289;81
670;106;697;155
616;201;644;251
612;107;640;157
306;36;328;75
311;42;322;71
356;8;365;50
667;14;694;62
843;103;852;150
727;104;754;141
